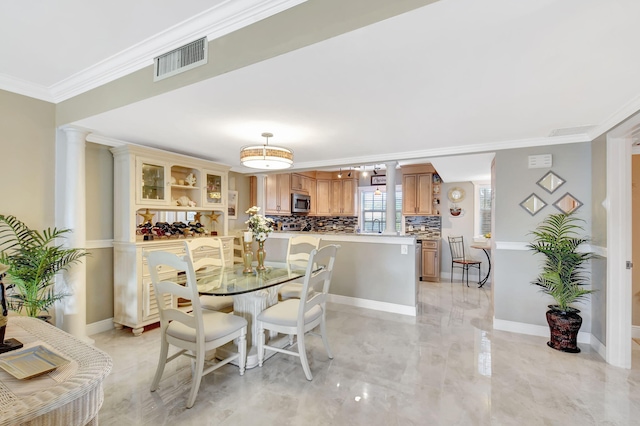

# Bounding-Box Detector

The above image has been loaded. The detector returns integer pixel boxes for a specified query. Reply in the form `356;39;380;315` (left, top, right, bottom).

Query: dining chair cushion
257;299;323;327
167;311;247;342
199;295;234;312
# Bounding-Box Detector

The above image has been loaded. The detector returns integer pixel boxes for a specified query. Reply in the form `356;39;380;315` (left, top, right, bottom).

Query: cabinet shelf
171;184;200;189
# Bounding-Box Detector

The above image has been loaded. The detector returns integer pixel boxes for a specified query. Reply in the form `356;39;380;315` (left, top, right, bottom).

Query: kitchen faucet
373;219;382;233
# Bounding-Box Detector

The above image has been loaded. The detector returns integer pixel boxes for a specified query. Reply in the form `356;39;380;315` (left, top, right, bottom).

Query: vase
256;240;266;271
243;241;254;274
546;306;582;353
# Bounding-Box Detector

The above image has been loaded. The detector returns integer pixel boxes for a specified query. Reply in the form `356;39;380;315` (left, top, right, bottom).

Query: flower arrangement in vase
245;207;275;270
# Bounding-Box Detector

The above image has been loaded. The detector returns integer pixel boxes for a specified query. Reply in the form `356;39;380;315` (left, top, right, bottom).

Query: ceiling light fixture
240;132;293;170
347;168;352;177
374;187;382;196
362;166;368;177
337;168;342;178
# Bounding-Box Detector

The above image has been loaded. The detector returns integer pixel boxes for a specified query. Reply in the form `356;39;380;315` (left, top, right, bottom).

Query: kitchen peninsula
264;232;419;316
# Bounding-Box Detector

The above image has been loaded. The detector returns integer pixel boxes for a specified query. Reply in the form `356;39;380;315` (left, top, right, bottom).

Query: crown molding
279;133;592;172
1;0;307;103
588;92;640;141
0;74;54;102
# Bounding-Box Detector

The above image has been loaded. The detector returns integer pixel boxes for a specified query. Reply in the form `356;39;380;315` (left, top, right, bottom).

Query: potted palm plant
528;212;595;353
0;215;87;318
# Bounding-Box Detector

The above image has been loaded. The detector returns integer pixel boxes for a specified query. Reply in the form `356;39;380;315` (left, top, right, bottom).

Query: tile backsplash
266;216;358;233
404;216;441;239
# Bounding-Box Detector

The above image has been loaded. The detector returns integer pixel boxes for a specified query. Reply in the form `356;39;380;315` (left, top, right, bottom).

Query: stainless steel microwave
291;192;311;214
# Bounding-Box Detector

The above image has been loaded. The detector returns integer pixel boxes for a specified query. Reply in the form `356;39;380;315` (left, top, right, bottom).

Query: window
359;186;402;233
474;182;492;239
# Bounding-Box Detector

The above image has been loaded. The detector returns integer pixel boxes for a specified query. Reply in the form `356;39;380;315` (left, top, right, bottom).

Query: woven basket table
0;317;112;426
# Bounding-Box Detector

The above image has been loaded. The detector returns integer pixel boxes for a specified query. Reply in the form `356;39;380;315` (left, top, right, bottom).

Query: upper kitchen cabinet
315;179;331;216
402;164;437;215
265;173;291;215
316;171;358;216
291;172;317;215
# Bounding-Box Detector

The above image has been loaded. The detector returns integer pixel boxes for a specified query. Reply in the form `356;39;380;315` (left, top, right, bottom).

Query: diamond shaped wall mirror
537;171;565;194
554;193;583;214
520;193;547;216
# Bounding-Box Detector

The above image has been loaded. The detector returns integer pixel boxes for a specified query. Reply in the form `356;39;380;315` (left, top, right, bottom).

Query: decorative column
384;161;398;235
56;127;92;343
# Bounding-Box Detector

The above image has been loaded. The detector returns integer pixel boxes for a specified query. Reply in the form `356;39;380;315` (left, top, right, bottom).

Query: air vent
154;37;208;82
548;125;596;137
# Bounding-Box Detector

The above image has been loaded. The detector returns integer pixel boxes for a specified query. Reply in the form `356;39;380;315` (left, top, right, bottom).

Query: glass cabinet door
204;171;224;206
138;159;168;205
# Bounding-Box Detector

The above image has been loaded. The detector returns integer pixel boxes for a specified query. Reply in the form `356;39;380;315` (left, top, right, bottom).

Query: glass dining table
192;262;310;368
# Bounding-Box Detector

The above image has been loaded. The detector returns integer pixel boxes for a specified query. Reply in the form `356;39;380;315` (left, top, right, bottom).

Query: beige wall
0;90;56;228
55;0;439;126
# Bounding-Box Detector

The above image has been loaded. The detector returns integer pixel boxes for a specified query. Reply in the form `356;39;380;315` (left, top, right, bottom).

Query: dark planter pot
546;306;582;353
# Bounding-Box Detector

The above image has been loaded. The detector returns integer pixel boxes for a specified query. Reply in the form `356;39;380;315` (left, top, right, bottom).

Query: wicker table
0;317;112;426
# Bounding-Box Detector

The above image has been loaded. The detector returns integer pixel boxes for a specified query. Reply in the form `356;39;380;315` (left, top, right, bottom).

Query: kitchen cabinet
315;179;331;216
265;173;291;215
403;173;433;215
421;240;440;282
330;179;357;216
292;173;317;215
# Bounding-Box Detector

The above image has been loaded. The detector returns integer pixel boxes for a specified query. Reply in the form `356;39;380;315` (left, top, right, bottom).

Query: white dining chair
184;238;234;313
257;244;340;380
278;235;321;301
146;250;247;409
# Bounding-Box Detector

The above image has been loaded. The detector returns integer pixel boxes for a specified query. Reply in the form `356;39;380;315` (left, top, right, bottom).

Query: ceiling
3;0;640;182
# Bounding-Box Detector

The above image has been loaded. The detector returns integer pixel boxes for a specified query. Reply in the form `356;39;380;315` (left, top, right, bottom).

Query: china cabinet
110;144;231;335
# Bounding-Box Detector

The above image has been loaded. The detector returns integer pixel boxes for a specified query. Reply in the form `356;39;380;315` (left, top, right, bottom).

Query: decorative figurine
0;264;23;354
138;208;155;224
185;173;196;187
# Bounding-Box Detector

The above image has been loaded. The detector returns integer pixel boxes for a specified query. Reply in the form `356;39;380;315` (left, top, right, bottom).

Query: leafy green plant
527;212;595;312
0;215;87;317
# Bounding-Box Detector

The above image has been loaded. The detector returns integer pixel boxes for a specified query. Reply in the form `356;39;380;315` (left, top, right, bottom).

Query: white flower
245;206;261;215
244;207;274;241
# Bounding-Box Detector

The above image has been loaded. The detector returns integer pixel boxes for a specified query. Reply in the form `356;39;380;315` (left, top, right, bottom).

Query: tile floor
93;280;640;425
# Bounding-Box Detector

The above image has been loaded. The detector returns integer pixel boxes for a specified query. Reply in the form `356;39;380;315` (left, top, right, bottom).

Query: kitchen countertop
269;231;418;245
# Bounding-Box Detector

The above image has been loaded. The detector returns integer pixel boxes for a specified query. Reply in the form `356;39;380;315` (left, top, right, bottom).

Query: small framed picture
228;190;238;219
371;175;386;185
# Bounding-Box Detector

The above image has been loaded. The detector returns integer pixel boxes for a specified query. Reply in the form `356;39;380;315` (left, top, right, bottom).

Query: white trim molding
493;318;591;345
87;318;116;336
0;0;308;103
85;239;114;250
327;294;416;317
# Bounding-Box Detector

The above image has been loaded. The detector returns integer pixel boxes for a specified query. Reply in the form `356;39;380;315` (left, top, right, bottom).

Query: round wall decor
448;187;466;203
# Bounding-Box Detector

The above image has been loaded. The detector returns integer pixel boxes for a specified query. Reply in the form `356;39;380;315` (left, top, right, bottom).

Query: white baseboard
591;334;606;360
87;318;115;336
493;318;591;344
632;325;640;339
328;294;416;316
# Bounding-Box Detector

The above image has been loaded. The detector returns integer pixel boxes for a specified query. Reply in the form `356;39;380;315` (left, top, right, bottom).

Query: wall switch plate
401;245;408;254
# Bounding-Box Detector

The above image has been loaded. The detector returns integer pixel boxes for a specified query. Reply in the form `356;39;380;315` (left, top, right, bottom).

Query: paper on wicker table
0;317;112;426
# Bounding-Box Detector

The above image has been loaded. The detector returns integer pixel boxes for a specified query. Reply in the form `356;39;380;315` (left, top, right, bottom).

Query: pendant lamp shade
240;132;293;170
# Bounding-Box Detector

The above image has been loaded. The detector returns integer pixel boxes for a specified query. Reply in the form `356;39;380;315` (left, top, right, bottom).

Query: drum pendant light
240;132;293;170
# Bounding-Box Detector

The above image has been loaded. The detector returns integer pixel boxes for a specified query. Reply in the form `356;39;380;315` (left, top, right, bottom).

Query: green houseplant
528;212;595;353
0;215;87;318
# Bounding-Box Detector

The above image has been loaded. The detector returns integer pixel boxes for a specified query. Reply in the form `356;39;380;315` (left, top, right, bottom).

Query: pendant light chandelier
240;132;293;170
